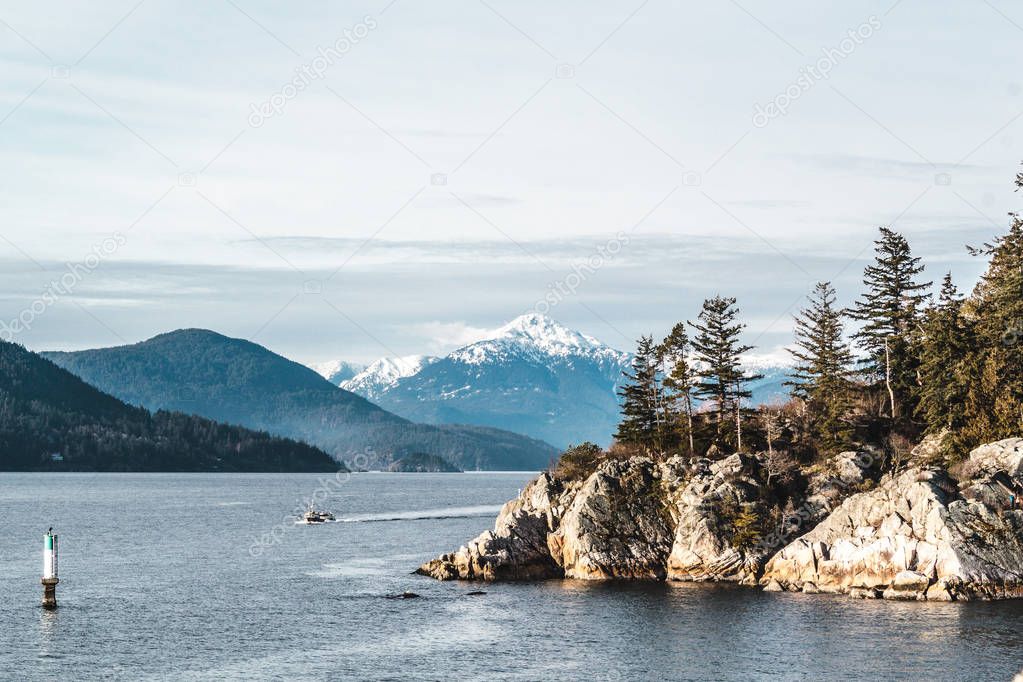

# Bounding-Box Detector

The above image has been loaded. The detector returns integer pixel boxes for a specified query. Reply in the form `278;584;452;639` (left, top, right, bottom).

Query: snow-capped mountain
341;355;438;399
309;359;365;385
339;314;632;448
326;314;795;448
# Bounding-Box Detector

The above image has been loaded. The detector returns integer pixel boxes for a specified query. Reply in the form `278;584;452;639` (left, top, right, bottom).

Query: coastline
418;437;1023;602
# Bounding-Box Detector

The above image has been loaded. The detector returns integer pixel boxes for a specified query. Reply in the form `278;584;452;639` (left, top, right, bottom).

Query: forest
562;166;1023;478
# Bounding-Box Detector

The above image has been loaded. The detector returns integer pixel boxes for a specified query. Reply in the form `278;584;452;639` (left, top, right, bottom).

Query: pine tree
657;322;697;455
847;227;931;421
916;273;974;440
787;281;855;452
615;335;663;450
689;296;762;452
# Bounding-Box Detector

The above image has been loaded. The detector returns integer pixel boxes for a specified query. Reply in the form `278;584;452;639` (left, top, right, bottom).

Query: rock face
417;454;779;582
760;439;1023;601
416;472;564;581
547;458;674;579
665;454;770;584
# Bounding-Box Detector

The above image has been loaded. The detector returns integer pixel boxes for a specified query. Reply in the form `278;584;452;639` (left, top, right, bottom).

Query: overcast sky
0;1;1019;364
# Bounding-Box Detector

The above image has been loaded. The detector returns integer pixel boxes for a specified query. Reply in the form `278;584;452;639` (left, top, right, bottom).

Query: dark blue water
2;472;1022;681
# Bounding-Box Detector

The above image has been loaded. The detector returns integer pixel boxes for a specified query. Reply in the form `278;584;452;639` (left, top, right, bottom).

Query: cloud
399;320;493;354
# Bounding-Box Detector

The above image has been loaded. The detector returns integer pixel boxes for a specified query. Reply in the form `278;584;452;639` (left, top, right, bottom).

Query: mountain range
323;314;793;448
43;330;557;471
0;339;337;472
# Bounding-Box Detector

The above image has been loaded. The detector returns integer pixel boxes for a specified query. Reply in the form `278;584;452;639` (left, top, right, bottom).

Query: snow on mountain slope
341;355;438;399
339;314;631;448
449;313;629;366
742;351;794;407
309;359;365;385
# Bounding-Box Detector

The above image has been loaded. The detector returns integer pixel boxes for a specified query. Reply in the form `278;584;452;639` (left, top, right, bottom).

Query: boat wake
338;505;502;523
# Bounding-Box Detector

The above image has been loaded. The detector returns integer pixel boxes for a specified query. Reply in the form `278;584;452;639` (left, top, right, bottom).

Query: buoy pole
41;529;58;609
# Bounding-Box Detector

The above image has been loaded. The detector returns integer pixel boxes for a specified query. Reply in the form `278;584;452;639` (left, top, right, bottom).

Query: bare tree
760;407;782;455
764;449;798;490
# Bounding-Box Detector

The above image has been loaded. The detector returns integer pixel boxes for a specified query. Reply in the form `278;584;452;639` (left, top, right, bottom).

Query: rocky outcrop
665;454;770;584
546;458;674;579
418;453;781;582
418;438;1023;601
760;439;1023;601
416;472;564;580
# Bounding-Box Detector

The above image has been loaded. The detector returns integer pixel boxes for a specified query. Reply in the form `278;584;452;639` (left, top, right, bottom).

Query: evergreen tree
689;297;762;452
960;179;1023;443
615;335;663;450
847;226;931;420
657;322;697;455
787;281;855;452
916;274;974;440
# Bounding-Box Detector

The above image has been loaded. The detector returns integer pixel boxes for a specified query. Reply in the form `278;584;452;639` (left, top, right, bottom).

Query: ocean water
1;472;1022;682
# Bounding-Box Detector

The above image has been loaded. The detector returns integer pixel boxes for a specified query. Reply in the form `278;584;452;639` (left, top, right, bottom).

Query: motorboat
300;504;336;524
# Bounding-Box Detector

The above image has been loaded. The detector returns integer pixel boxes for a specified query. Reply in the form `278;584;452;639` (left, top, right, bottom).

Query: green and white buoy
41;528;58;609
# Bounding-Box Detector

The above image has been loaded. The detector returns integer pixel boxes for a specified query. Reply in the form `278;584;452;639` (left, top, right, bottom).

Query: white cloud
400;320;493;354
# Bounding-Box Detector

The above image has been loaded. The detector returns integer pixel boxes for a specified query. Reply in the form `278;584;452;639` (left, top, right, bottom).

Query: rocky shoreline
417;438;1023;601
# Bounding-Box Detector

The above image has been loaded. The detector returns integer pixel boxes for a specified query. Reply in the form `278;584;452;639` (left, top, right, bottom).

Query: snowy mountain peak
310;359;365;385
448;313;623;365
488;313;603;348
340;355;437;396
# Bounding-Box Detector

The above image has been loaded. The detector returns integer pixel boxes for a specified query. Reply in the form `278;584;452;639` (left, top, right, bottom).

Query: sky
0;0;1020;365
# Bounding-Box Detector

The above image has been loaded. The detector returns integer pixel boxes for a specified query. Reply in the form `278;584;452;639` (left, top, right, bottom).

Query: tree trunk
734;380;743;453
884;336;896;420
685;395;695;456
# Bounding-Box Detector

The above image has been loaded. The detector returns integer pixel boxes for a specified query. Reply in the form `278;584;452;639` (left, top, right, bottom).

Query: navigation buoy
41;528;58;609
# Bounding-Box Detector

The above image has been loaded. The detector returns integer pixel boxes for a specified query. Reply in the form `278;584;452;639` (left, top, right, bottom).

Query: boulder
969;438;1023;480
882;570;931;600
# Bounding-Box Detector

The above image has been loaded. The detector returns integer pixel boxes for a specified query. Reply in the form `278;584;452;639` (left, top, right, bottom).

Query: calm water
1;473;1022;681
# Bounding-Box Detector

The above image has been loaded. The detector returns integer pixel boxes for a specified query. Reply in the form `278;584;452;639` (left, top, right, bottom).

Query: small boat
300;504;336;524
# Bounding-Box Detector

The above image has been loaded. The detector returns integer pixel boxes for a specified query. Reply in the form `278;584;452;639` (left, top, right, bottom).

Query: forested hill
43;329;558;471
0;339;340;472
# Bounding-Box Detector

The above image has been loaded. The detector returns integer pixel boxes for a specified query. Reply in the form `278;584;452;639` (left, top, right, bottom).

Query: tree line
611;167;1023;466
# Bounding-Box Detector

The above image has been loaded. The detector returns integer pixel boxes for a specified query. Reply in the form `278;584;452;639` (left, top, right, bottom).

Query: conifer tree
916;273;974;439
847;227;931;420
657;322;697;455
615;335;663;450
787;281;855;452
689;296;761;452
960;180;1023;443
